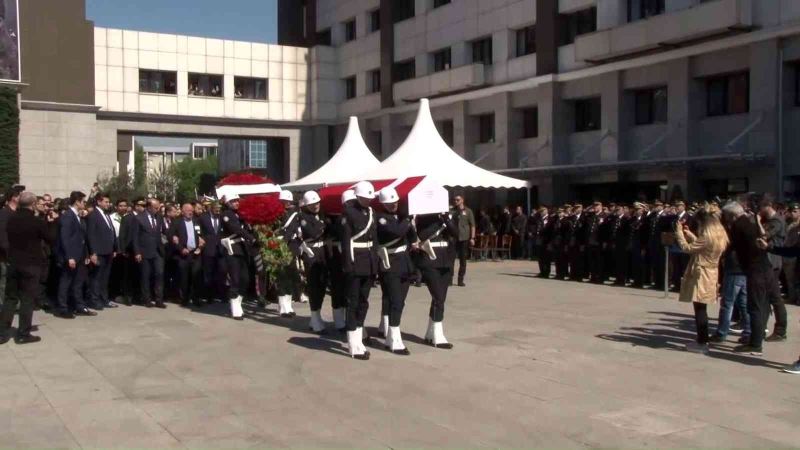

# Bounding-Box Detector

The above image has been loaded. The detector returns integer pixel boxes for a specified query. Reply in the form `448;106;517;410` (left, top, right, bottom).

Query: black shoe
104;302;119;309
74;308;98;317
458;281;466;287
54;311;75;319
280;313;293;318
425;339;454;349
155;302;167;309
144;301;154;308
0;335;9;345
123;297;132;306
233;316;244;321
414;282;422;288
192;300;205;308
353;351;370;361
91;305;104;311
337;327;347;334
709;334;725;343
391;347;411;356
733;344;763;356
765;333;787;342
363;336;377;348
14;334;41;344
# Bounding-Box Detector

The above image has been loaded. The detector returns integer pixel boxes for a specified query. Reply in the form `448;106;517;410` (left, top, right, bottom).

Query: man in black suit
0;188;20;310
133;198;166;308
0;192;57;344
87;193;118;310
198;201;225;302
168;203;205;307
54;191;95;318
119;198;144;305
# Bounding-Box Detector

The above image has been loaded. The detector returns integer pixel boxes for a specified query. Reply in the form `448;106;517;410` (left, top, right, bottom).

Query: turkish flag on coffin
318;176;449;216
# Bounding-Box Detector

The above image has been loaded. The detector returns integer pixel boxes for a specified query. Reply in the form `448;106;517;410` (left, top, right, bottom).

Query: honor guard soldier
276;190;298;318
327;189;356;332
414;210;458;349
535;206;552;278
341;181;379;360
555;207;571;280
219;194;256;320
629;202;648;288
585;202;604;284
375;187;415;355
293;191;329;333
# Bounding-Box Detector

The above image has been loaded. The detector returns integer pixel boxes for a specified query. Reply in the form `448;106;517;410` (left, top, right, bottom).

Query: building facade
279;0;800;205
12;0;800;204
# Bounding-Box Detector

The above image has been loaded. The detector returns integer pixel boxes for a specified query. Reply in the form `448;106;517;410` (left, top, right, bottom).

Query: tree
173;155;218;202
133;143;146;193
0;86;19;191
97;168;144;203
147;162;178;202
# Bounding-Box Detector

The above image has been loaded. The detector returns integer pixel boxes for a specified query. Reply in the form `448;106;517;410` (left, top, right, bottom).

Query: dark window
188;73;223;98
433;0;451;8
393;59;416;82
437;120;454;147
344;19;356;42
628;0;665;22
478;114;495;143
433;47;451;72
248;140;267;169
234;77;268;100
633;87;668;125
471;37;493;65
706;72;749;116
393;0;415;22
344;76;357;99
522;108;538;138
139;70;177;95
193;144;217;159
574;98;601;132
516;25;536;57
560;8;596;45
372;131;382;156
369;9;381;32
315;28;332;46
368;69;381;94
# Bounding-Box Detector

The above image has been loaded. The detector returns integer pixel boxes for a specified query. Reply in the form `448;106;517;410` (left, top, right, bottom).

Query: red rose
217;172;273;186
267;240;279;250
238;195;285;226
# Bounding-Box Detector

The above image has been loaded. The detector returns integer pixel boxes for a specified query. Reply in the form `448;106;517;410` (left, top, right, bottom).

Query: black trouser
614;247;629;285
1;265;40;337
202;255;226;300
671;253;689;288
568;246;584;281
329;257;347;310
176;253;202;304
140;255;164;304
693;302;709;344
109;255;124;300
422;266;452;322
747;268;786;348
630;248;644;287
345;274;372;331
35;261;50;309
225;254;249;300
603;247;615;282
122;255;140;303
537;245;551;277
453;240;468;284
57;264;86;313
380;272;410;327
88;254;113;308
588;245;603;283
306;262;327;312
649;244;666;288
555;247;569;279
512;236;525;259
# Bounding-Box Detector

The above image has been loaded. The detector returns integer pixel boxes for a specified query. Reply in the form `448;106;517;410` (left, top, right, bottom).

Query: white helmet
226;193;240;202
378;187;399;204
353;181;375;199
341;189;356;204
279;190;293;202
302;190;320;207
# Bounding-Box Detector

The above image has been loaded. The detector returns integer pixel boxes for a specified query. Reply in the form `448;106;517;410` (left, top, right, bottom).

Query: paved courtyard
2;260;800;448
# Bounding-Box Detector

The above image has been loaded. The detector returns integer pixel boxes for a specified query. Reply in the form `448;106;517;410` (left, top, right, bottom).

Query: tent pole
526;188;531;214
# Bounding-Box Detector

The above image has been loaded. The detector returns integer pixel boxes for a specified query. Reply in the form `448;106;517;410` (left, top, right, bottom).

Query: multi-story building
279;0;800;204
12;0;800;204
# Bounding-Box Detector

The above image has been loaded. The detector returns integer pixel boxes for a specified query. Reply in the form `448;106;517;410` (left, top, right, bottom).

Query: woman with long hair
674;204;729;354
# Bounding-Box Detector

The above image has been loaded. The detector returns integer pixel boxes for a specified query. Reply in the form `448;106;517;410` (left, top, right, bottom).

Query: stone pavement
1;260;800;448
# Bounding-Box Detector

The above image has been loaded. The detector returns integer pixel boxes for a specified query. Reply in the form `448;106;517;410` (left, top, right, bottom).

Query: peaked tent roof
359;99;529;189
282;117;380;191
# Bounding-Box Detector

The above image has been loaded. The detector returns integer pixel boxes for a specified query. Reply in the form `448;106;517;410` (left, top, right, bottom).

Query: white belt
306;241;325;248
429;241;448;248
352;241;373;249
386;245;407;254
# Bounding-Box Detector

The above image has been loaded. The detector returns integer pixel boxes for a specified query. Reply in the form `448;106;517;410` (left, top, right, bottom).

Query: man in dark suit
54;191;95;318
168;203;205;307
0;188;20;310
133;198;166;308
86;193;118;310
119;198;144;305
198;201;225;302
0;192;57;344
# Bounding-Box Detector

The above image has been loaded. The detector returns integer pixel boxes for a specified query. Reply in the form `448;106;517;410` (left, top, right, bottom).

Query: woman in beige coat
674;204;729;354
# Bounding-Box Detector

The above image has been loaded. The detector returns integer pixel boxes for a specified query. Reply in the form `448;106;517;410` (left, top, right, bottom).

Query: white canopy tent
282;116;380;191
358;99;530;190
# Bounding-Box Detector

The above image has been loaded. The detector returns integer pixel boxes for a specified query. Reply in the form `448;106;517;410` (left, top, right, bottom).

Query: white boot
333;308;346;330
309;310;326;333
431;321;453;349
278;295;295;317
387;326;409;355
379;315;389;338
347;328;369;360
229;296;244;320
300;293;309;303
356;327;369;354
425;318;435;342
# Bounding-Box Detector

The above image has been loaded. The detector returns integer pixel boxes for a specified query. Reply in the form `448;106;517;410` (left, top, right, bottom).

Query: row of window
138;70;268;100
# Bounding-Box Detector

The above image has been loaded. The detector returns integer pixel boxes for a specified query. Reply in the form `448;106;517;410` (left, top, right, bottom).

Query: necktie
104;212;113;230
150;215;156;230
212;216;218;232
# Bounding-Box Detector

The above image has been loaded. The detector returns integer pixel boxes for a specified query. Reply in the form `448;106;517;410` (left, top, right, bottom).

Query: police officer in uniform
585;202;604;284
629;202;648;288
535;206;552;278
327;189;356;332
220;194;255;320
341;181;379;360
293;191;329;333
555;207;571;280
375;187;415;355
567;204;585;281
276;190;298;318
610;205;630;286
414;210;458;349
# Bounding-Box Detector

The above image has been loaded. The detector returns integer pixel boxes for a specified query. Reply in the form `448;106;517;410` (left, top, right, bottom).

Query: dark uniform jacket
583;212;603;247
413;213;458;270
376;211;416;275
220;208;255;257
291;211;328;266
340;203;379;276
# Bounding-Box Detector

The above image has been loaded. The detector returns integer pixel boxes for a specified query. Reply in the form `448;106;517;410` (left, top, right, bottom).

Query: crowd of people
0;182;470;361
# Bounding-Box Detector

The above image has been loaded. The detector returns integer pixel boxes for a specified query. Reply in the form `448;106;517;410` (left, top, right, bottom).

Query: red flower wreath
238;194;285;226
217;172;273;186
